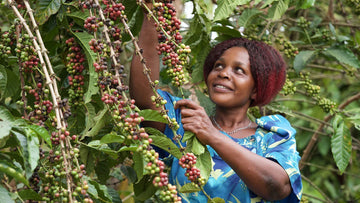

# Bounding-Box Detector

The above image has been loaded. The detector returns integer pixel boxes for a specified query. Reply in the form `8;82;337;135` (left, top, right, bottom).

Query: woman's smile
213;83;233;92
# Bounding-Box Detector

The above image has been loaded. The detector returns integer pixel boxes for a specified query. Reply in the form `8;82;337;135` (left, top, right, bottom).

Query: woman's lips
213;83;233;92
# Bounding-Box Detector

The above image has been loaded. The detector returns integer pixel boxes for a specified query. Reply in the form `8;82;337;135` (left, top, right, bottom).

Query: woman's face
206;46;256;109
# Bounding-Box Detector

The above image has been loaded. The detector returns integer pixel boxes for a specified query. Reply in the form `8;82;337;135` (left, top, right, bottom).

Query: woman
130;8;302;203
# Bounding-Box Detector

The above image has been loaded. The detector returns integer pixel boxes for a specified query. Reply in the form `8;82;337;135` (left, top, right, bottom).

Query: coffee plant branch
300;92;360;169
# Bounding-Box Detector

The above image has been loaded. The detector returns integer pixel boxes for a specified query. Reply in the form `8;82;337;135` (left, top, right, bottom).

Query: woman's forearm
208;134;291;200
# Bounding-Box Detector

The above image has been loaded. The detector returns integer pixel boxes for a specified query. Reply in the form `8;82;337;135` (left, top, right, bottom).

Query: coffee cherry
84;16;99;32
65;37;86;107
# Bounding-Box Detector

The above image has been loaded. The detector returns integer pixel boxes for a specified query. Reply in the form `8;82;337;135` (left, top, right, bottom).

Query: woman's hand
174;99;218;145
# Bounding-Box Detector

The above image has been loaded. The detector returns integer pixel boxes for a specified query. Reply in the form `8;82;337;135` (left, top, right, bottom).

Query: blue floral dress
157;90;303;203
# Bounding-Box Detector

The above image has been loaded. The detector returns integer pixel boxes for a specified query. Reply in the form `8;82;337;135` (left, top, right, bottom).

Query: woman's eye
235;67;244;74
214;63;223;70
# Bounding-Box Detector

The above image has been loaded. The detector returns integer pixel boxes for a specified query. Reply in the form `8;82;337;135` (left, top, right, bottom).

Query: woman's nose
218;67;230;79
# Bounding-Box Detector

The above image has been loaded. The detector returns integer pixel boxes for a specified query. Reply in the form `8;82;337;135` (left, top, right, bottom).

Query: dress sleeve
256;115;303;202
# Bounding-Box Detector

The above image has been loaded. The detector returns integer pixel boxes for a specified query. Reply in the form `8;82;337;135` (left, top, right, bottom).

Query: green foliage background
0;0;360;202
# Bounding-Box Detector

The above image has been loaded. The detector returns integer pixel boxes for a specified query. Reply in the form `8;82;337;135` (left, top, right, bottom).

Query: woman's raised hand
175;99;218;145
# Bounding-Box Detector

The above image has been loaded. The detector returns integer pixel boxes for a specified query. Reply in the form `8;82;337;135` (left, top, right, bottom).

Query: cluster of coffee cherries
28;166;41;193
139;142;181;202
65;37;85;106
103;2;126;21
150;93;180;130
0;25;16;59
282;78;297;96
50;129;77;146
317;97;337;114
15;33;40;73
89;38;104;53
179;153;205;187
79;0;96;9
39;147;91;202
300;72;321;97
297;17;310;29
84;16;99;33
242;24;260;41
151;1;191;87
300;72;337;113
242;25;272;45
158;184;182;203
274;35;299;58
320;29;332;41
20;77;53;126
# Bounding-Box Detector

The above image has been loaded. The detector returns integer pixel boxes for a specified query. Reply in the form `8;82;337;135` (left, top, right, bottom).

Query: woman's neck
214;106;250;128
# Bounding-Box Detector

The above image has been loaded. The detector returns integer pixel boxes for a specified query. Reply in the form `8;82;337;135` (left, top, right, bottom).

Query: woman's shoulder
255;114;296;138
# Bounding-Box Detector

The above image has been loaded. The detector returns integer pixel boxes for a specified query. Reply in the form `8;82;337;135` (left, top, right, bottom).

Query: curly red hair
203;38;286;107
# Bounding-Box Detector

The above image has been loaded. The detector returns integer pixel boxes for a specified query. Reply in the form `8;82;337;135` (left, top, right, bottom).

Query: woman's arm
129;9;159;110
129;5;166;131
207;133;291;200
175;99;292;201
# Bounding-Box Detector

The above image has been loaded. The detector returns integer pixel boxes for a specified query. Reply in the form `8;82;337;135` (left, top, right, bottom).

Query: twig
291;124;329;136
302;193;329;203
300;92;360;169
302;162;360;178
301;175;334;203
307;64;347;74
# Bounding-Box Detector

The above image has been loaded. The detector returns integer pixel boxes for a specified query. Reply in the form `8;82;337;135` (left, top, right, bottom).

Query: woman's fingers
174;99;200;110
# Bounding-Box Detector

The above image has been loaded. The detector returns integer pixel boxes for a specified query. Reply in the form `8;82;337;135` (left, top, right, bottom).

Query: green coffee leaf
139;109;168;123
100;132;125;144
182;131;195;142
133;175;157;200
323;46;360;69
266;0;289;20
18;189;43;201
211;26;241;38
35;0;63;25
0;185;14;203
293;50;316;72
0;106;14;140
82;107;109;138
28;125;52;148
88;180;112;202
25;129;40;173
196;149;212;181
179;182;201;193
296;0;316;9
331;115;352;173
0;66;7;99
149;134;182;159
72;31;99;104
214;0;251;22
237;8;262;28
133;152;144;183
65;10;89;21
191;137;205;155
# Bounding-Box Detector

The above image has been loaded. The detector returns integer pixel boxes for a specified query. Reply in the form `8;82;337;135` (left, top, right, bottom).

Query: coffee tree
0;0;359;202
